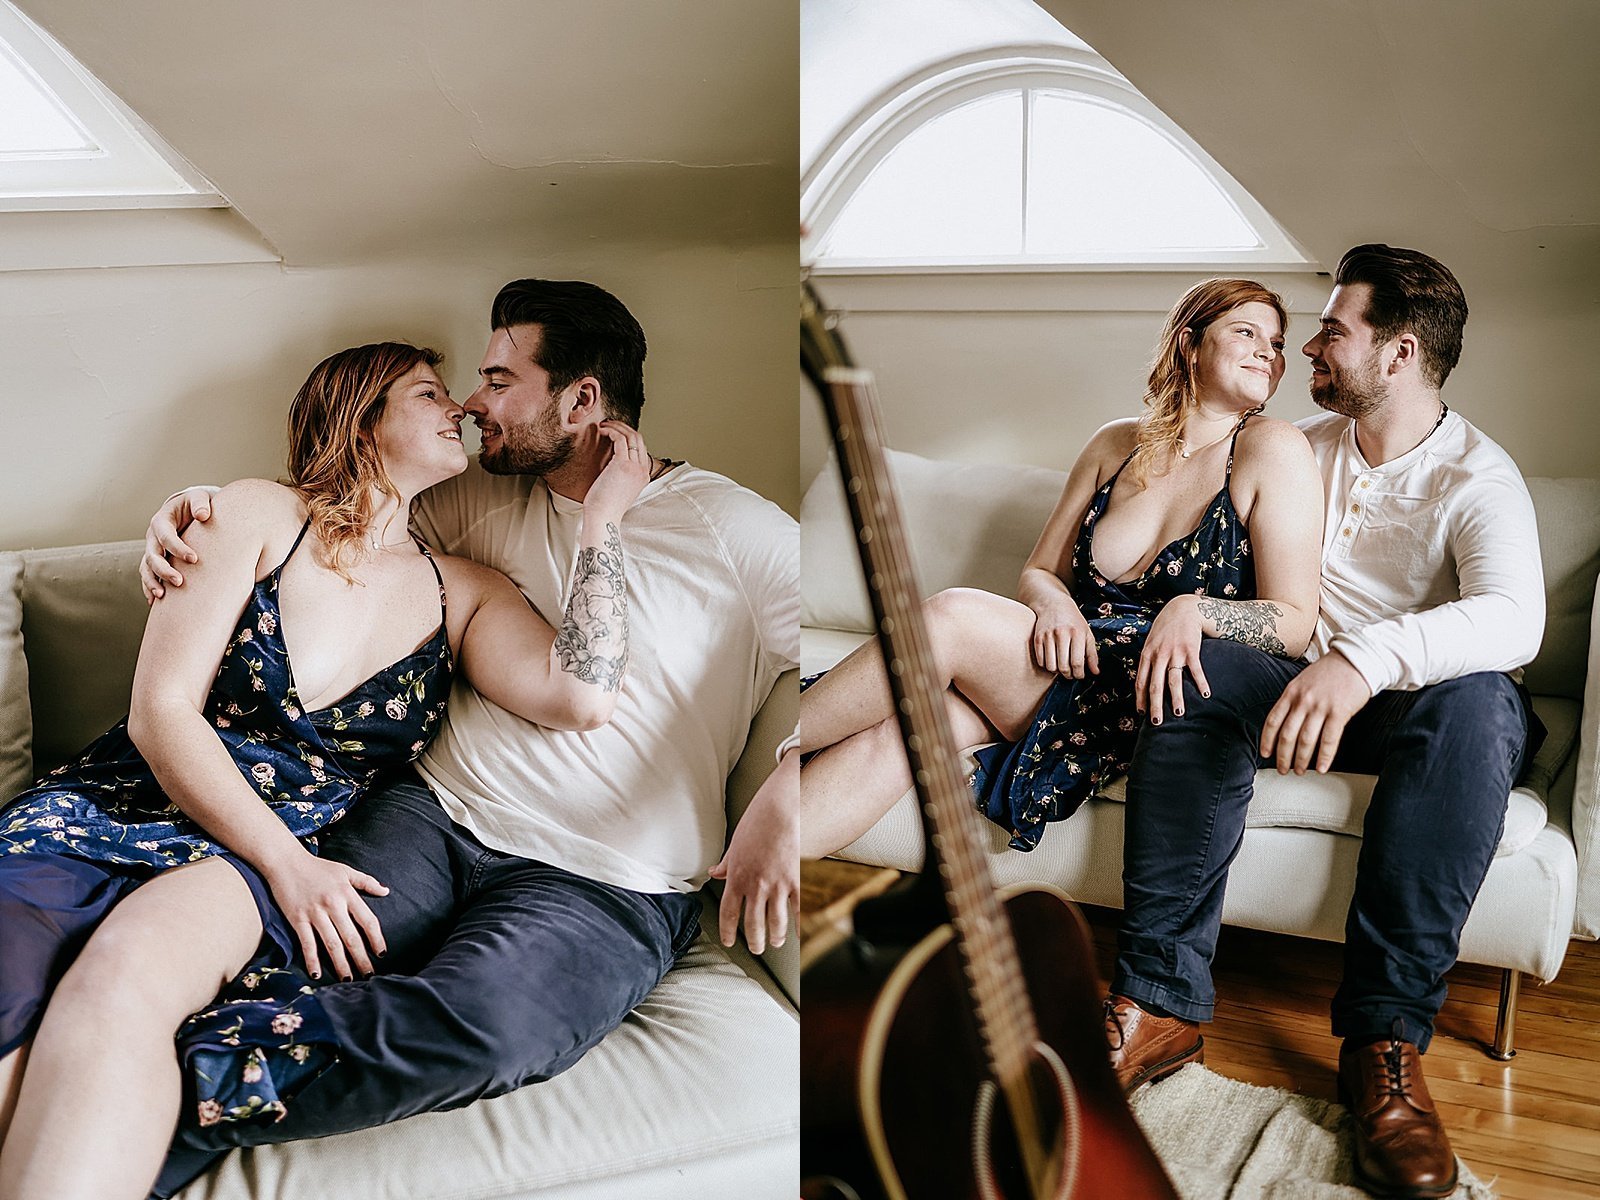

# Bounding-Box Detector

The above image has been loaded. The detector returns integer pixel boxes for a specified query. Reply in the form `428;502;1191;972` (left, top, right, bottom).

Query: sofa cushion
176;925;799;1200
1522;477;1600;700
800;448;1064;632
0;553;32;804
18;541;148;775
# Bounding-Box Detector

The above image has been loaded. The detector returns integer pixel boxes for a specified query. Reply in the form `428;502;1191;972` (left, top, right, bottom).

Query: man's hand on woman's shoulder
141;483;222;603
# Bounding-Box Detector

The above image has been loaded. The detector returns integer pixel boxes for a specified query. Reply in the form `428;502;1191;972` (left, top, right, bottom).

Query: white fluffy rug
1128;1064;1497;1199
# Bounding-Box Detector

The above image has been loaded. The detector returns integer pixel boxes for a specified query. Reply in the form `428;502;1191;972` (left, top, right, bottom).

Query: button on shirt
1299;410;1544;694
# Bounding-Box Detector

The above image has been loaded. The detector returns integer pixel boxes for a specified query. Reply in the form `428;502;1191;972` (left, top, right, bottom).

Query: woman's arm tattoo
553;524;629;692
1196;598;1288;656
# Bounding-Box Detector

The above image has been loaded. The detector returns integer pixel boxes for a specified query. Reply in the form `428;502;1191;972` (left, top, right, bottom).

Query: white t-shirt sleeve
1330;470;1545;693
711;490;800;676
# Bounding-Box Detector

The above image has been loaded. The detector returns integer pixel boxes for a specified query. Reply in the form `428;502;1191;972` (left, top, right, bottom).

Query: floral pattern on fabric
973;428;1257;851
181;965;336;1125
0;521;453;1125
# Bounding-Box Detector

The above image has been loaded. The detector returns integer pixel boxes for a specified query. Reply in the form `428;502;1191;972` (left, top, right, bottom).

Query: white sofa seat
801;448;1600;986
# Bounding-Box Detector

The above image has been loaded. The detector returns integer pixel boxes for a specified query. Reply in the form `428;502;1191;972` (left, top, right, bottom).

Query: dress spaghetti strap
1224;409;1261;479
415;538;448;622
271;518;315;576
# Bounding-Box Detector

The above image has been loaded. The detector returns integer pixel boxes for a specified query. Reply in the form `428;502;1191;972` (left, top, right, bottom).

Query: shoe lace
1103;997;1127;1050
1377;1041;1413;1097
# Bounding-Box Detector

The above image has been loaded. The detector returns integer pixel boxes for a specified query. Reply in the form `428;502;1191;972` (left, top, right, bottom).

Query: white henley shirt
1298;409;1544;695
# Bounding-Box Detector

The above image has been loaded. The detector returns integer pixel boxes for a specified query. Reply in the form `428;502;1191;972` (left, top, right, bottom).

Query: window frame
802;46;1313;274
0;0;222;211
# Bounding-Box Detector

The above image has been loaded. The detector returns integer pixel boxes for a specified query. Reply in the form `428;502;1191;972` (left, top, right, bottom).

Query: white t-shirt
410;460;798;894
1298;409;1545;694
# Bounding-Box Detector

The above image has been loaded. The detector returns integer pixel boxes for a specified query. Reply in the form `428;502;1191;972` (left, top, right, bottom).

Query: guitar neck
820;365;1042;1098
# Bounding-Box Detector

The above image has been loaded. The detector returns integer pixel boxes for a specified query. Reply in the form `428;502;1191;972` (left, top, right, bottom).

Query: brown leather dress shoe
1337;1038;1459;1199
1103;995;1203;1094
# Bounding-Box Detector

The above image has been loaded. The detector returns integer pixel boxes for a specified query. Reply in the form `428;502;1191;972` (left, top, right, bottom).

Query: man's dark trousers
153;776;700;1197
1112;639;1533;1050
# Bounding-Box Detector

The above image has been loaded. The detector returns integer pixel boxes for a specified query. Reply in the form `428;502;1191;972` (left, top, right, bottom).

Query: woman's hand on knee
263;849;389;981
1029;597;1099;679
1137;596;1210;725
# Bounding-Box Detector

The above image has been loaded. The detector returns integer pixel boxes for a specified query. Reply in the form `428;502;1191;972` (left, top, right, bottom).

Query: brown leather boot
1337;1038;1459;1199
1103;995;1203;1094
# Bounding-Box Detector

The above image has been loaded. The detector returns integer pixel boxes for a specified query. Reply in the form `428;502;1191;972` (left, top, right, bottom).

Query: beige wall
1;240;796;551
801;271;1600;492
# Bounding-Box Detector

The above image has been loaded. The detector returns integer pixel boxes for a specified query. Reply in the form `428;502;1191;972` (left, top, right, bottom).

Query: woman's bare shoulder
1235;416;1314;463
198;479;304;540
1073;417;1140;477
432;553;518;606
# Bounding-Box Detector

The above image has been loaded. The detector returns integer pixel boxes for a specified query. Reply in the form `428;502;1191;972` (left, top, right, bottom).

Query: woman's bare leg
801;688;998;859
800;589;1067;860
0;858;264;1200
800;588;1058;754
0;1045;27;1150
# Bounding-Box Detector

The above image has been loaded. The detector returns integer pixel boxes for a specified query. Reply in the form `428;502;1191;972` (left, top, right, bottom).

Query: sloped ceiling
18;0;795;264
1040;0;1600;310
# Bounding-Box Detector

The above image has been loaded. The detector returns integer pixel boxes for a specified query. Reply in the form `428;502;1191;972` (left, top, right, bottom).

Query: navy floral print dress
0;519;452;1125
972;417;1257;850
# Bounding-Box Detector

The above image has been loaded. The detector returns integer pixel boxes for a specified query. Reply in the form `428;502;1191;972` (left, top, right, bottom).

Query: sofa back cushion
0;554;32;803
1523;477;1600;699
800;451;1600;699
17;542;148;785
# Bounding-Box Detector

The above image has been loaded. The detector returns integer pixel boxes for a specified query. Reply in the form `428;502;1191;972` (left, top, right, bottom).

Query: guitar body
802;885;1178;1200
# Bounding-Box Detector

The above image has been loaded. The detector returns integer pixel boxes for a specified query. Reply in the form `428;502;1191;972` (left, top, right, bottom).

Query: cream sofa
0;541;798;1200
801;448;1600;1055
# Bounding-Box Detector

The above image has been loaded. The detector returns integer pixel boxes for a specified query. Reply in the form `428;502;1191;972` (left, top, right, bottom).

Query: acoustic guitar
800;277;1178;1200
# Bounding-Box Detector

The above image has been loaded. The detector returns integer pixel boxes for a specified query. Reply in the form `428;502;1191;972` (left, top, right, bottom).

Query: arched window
803;46;1311;270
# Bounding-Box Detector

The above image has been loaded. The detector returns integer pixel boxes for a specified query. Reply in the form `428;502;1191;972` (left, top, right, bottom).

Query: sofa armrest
720;668;799;1003
1572;573;1600;938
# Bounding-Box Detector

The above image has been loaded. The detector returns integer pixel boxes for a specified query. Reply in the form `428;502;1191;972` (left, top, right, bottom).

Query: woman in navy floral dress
0;343;653;1200
800;279;1326;858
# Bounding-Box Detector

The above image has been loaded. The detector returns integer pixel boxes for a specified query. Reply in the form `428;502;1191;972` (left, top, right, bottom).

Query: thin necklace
1357;400;1448;465
1179;410;1252;459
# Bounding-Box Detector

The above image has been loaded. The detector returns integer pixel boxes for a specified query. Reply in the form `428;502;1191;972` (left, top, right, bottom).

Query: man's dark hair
491;279;647;425
1335;244;1468;389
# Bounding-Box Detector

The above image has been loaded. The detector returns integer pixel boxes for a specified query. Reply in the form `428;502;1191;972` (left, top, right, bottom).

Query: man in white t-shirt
141;279;798;1194
1103;246;1544;1200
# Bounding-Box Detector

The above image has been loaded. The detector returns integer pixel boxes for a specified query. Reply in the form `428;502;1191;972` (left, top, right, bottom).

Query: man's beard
1311;351;1386;419
478;404;575;476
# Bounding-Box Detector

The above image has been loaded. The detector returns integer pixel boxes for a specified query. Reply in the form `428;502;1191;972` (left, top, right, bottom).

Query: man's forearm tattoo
554;523;629;692
1197;598;1288;657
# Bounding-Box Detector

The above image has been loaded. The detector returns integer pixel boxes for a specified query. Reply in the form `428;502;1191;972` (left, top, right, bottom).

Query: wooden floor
800;861;1600;1199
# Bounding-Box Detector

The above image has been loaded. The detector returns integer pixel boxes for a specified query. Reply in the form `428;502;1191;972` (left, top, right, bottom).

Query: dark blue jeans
1112;640;1533;1052
153;776;700;1197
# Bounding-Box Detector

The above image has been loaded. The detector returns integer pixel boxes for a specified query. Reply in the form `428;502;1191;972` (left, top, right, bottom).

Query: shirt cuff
775;730;800;764
1326;635;1391;696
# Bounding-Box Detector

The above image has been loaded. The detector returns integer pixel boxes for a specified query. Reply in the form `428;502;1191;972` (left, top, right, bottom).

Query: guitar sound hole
970;1044;1080;1200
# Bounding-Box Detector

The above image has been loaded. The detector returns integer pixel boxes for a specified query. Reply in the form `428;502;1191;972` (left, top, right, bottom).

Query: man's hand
141;485;221;603
1259;652;1372;774
708;747;798;955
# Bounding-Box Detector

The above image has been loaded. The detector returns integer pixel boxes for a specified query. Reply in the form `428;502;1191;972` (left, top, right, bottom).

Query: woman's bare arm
1015;419;1137;678
1135;420;1324;722
127;479;389;980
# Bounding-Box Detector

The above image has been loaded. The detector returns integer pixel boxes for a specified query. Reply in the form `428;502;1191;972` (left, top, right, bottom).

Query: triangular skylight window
0;1;221;209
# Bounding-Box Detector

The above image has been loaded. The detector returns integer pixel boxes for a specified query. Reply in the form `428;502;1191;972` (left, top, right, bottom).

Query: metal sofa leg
1490;968;1520;1061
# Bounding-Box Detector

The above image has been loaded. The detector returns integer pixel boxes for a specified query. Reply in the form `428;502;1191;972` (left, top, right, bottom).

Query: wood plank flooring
800;860;1600;1198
